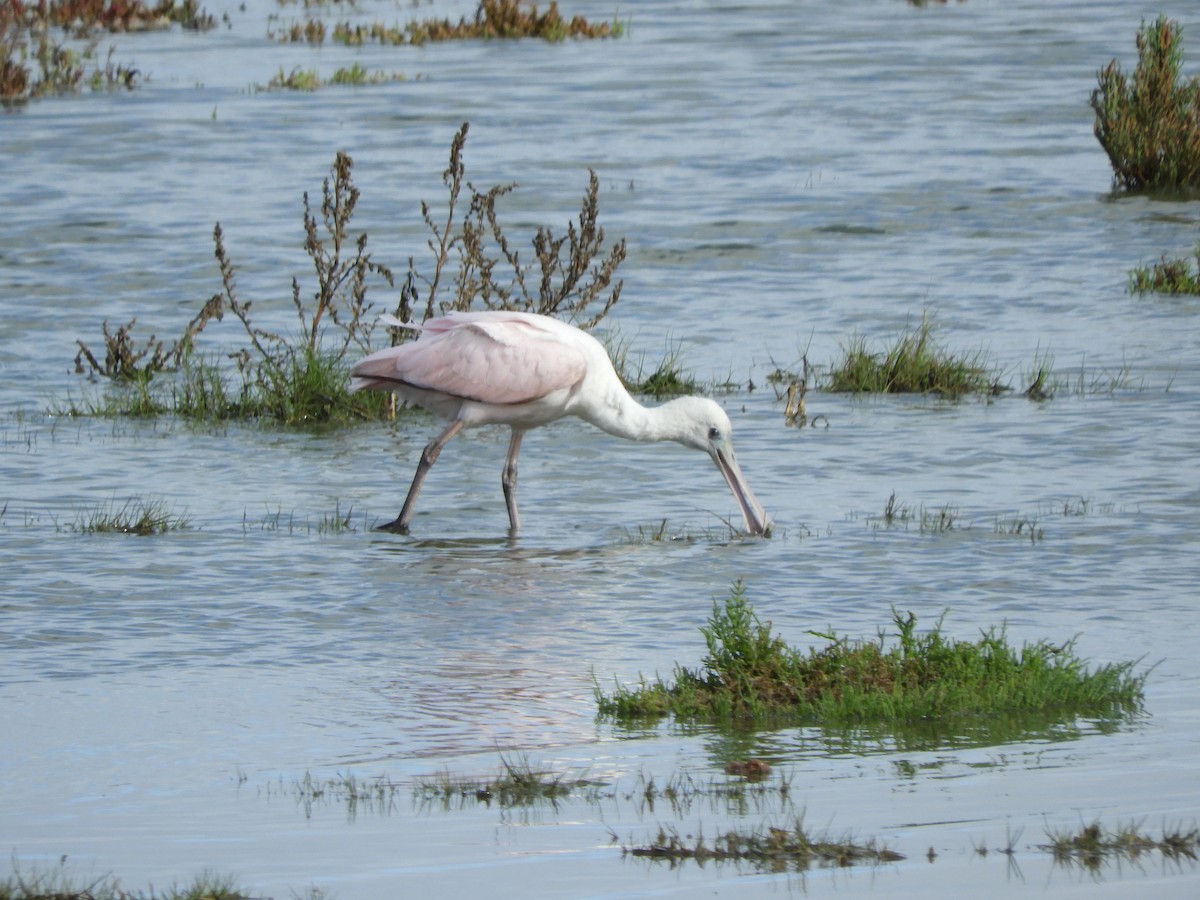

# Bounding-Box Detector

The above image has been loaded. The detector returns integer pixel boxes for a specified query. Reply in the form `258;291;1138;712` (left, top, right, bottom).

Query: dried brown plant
410;121;626;329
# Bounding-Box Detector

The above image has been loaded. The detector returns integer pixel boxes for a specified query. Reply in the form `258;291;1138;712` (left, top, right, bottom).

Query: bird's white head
659;397;771;536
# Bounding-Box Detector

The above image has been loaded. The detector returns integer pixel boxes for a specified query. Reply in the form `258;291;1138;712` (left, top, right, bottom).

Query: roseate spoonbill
350;310;770;536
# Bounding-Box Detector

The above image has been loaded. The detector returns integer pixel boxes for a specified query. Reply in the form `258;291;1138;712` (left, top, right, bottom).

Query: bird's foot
375;517;411;534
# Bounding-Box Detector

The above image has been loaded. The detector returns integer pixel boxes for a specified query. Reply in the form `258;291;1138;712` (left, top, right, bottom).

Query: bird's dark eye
708;426;720;440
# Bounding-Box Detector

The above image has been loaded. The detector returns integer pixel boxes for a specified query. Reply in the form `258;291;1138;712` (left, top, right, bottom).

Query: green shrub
1091;16;1200;192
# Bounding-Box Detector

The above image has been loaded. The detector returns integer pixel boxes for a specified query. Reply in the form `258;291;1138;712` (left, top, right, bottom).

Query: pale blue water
2;1;1200;896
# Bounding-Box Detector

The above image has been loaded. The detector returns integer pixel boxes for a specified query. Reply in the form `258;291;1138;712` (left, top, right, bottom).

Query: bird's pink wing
354;318;588;405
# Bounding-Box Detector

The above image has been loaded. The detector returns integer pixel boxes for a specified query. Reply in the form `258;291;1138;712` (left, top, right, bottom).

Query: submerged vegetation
875;491;958;535
3;0;616;103
0;0;214;103
622;818;904;872
868;492;1114;544
596;582;1148;726
256;63;408;91
1091;16;1200;193
284;0;625;47
414;753;601;811
242;760;1200;879
68;123;635;423
1042;819;1200;872
288;770;405;820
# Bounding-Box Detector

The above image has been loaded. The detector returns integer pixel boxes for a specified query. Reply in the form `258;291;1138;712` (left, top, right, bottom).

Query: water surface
2;1;1199;896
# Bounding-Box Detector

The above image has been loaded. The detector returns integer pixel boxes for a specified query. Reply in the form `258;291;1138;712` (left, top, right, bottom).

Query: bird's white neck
581;391;697;447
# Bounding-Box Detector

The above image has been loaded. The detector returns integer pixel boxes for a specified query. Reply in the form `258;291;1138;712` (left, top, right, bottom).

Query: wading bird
350;311;770;536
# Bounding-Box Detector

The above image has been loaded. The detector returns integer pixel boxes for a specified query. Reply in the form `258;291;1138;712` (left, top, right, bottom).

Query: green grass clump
631;359;700;397
1091;16;1200;192
1129;240;1200;294
826;316;997;396
66;496;188;535
328;64;395;86
595;582;1147;726
68;344;396;424
606;334;702;398
265;66;320;91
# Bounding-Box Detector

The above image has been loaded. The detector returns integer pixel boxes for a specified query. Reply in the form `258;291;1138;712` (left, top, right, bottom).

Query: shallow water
2;0;1200;896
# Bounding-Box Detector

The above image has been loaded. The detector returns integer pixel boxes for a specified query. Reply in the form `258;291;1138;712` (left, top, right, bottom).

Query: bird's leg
502;428;525;535
377;419;465;533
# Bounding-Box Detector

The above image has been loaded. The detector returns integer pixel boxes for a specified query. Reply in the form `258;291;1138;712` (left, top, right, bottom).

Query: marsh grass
1129;240;1200;295
605;331;700;397
1091;16;1200;193
328;63;399;86
0;864;255;900
790;331;1148;406
874;494;1109;545
621;817;904;872
629;358;700;397
257;64;403;91
615;519;741;544
827;316;998;396
1042;819;1200;871
289;771;404;820
995;515;1045;542
1;0;213;103
317;500;358;534
873;492;1079;542
43;0;215;32
276;0;624;46
1019;350;1143;397
65;496;188;535
239;502;366;534
1023;347;1054;400
875;492;958;534
415;752;602;811
69;124;636;423
263;65;320;90
595;582;1148;726
630;769;793;819
244;505;294;533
